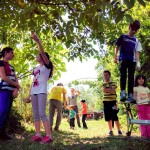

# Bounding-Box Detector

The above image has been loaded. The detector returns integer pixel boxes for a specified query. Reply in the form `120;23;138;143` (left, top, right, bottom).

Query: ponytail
42;52;54;79
49;60;54;78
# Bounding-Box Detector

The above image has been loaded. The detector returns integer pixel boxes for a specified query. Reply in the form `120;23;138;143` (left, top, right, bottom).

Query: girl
0;47;20;140
133;74;150;139
81;100;88;129
29;32;53;143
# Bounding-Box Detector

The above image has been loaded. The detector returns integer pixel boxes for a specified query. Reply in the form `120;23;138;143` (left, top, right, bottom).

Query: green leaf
115;14;124;23
123;0;135;9
125;14;133;22
137;0;146;7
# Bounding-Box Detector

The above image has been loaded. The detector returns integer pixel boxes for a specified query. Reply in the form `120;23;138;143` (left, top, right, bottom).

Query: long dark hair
39;52;54;78
134;74;147;87
0;47;13;59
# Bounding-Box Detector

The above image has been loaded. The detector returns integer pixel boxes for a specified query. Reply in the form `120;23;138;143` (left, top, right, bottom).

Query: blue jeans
70;118;75;128
120;60;136;95
0;90;13;129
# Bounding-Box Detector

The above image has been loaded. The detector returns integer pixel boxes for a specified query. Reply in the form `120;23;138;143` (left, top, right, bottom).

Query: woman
0;47;20;140
29;32;53;143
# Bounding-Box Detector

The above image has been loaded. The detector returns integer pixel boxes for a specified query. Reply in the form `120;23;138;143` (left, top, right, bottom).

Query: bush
7;107;25;134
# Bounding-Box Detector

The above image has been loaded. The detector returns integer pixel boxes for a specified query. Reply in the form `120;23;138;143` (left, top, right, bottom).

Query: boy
102;70;122;136
68;105;76;129
114;20;142;102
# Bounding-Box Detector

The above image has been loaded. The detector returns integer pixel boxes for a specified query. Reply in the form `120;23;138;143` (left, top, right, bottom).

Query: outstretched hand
31;31;40;43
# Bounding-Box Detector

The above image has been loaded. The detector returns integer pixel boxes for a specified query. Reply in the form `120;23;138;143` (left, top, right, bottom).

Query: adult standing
0;47;20;140
68;88;81;127
30;32;53;143
114;20;142;102
49;83;67;131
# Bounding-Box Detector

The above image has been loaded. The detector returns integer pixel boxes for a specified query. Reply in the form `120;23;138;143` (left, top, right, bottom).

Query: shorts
103;100;119;121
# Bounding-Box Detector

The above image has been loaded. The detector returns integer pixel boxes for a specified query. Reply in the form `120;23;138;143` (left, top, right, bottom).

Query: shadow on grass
0;129;150;150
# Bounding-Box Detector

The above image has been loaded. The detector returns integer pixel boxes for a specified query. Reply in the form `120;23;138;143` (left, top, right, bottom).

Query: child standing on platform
133;74;150;139
114;20;142;103
102;70;122;136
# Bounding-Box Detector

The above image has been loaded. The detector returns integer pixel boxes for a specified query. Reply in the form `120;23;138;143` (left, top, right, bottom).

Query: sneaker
41;136;53;144
107;131;114;136
120;90;126;102
127;93;136;104
118;130;122;136
83;126;88;129
32;135;42;142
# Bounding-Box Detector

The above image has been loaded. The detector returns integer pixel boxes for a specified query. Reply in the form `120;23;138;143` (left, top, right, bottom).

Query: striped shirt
0;60;16;91
102;82;117;101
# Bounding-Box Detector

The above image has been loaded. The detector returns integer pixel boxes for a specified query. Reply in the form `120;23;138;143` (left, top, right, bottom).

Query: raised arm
75;90;80;96
31;31;49;65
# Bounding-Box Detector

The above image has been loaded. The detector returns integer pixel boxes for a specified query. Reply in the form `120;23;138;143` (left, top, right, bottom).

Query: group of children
102;20;150;139
0;19;150;143
67;99;88;130
102;70;150;139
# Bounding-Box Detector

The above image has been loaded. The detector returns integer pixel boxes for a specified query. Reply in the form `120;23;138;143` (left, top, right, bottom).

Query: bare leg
115;120;121;131
108;120;112;131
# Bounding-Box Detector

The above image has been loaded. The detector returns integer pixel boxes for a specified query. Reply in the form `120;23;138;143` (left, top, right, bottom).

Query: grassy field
0;118;150;150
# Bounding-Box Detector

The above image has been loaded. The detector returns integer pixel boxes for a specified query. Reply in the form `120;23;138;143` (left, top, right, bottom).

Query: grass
0;118;150;150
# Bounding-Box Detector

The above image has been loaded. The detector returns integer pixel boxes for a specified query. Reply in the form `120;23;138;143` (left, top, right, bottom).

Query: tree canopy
0;0;150;82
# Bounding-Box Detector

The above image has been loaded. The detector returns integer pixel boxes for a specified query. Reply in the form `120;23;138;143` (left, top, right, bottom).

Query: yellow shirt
49;86;67;102
102;82;117;101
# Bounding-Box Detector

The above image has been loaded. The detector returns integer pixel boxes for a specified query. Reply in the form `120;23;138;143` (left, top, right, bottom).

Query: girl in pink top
133;74;150;139
81;100;88;129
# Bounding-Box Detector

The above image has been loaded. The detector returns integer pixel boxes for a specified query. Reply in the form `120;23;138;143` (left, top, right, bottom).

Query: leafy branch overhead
0;0;150;81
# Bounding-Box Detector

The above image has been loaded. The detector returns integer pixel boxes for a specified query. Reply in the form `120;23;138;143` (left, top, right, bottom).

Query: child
80;100;88;129
81;100;88;129
29;32;53;143
0;47;20;140
102;70;122;136
68;105;76;129
133;74;150;139
114;20;142;103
